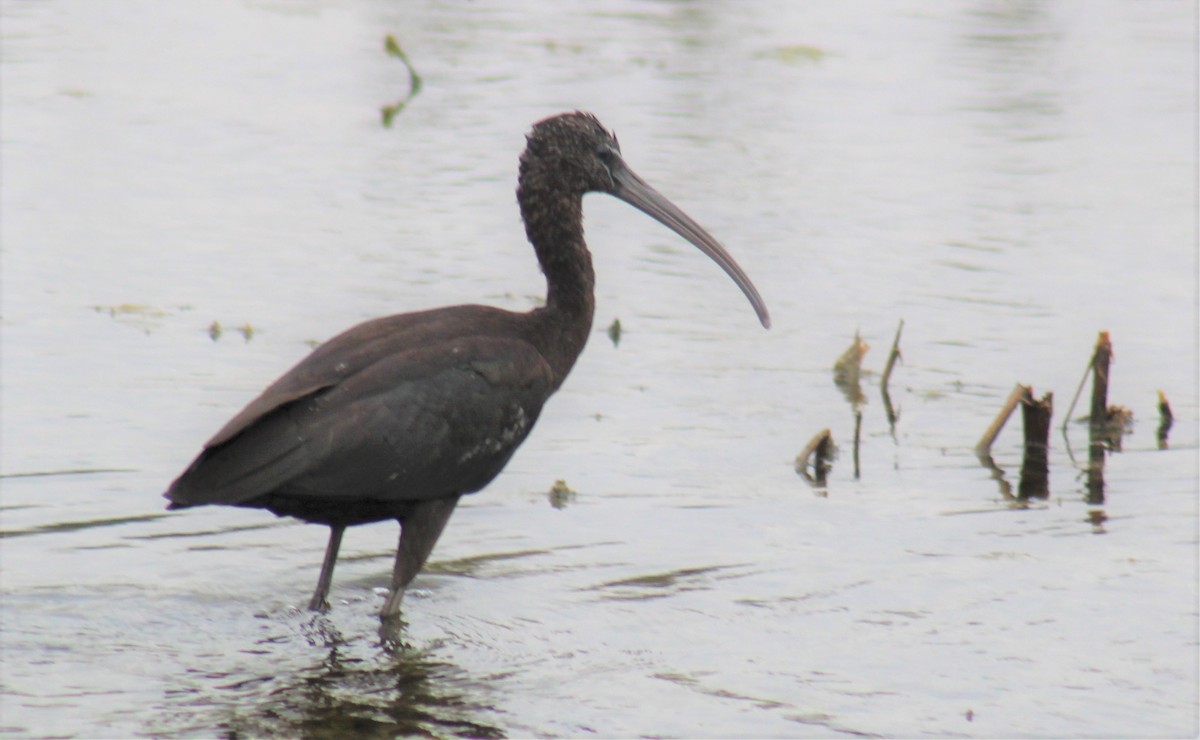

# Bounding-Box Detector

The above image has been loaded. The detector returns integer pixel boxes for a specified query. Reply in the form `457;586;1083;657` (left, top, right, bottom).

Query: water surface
2;1;1196;737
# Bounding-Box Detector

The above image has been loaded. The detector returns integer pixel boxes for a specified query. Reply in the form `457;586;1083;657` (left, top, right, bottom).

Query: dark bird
165;112;770;623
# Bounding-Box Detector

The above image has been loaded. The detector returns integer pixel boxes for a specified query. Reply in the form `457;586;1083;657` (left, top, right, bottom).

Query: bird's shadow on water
158;611;505;739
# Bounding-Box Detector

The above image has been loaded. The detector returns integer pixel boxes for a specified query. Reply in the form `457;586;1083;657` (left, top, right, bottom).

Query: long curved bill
610;160;771;329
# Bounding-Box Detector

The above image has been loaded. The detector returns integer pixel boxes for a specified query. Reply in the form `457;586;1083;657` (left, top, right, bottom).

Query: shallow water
2;1;1197;737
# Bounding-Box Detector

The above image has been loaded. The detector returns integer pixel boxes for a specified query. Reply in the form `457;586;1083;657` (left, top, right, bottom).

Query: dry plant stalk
976;383;1028;455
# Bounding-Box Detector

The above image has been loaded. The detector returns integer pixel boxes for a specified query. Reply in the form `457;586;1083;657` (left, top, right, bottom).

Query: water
2;1;1196;737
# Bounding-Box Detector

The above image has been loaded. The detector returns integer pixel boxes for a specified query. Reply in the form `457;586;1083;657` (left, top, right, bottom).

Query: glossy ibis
165;111;770;623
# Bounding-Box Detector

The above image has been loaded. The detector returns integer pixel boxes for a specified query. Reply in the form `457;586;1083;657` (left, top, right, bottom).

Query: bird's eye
595;145;620;188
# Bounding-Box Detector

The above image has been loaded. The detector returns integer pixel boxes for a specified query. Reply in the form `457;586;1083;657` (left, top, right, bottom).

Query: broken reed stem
976;383;1028;455
795;428;833;474
795;428;835;486
880;319;904;396
1157;390;1174;449
1062;331;1111;433
1017;388;1053;500
880;319;904;429
1088;331;1112;429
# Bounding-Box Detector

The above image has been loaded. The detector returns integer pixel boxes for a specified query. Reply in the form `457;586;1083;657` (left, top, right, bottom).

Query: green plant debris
548;479;576;509
758;44;828;64
607;318;622;347
209;321;258;342
833;330;869;409
93;302;182;334
94;303;169;318
542;39;586;54
381;33;423;127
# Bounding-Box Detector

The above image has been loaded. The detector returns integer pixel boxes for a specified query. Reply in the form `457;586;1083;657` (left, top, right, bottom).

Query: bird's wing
166;328;556;508
202;311;442;450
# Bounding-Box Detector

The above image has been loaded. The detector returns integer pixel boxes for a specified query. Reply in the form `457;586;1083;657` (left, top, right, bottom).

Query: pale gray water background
1;1;1197;737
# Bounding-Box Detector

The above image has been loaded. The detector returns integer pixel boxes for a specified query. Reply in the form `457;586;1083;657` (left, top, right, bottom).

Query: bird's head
521;111;625;196
520;111;770;329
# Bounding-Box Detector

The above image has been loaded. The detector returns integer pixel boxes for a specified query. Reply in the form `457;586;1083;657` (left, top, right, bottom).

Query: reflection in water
163;615;503;739
976;450;1015;502
1084;436;1106;506
1075;412;1131;507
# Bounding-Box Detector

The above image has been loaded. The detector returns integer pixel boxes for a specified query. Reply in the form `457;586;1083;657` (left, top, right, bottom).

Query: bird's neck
517;180;596;385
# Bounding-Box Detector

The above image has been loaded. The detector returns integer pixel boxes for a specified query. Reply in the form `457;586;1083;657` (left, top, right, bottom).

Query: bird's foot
377;612;410;651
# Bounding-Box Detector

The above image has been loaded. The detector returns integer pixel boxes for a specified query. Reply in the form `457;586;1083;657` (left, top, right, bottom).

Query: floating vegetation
547;479;576;509
93;302;185;334
381;34;423;127
209;320;257;342
832;331;869;409
542;39;586;55
757;44;828;65
94;302;169;319
607;318;622;347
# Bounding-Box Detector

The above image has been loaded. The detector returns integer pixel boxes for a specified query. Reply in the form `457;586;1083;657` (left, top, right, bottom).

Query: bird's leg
307;524;345;612
380;495;461;620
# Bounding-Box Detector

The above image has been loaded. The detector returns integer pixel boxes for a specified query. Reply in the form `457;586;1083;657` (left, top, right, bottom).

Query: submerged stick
976;383;1028;455
880;319;904;430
